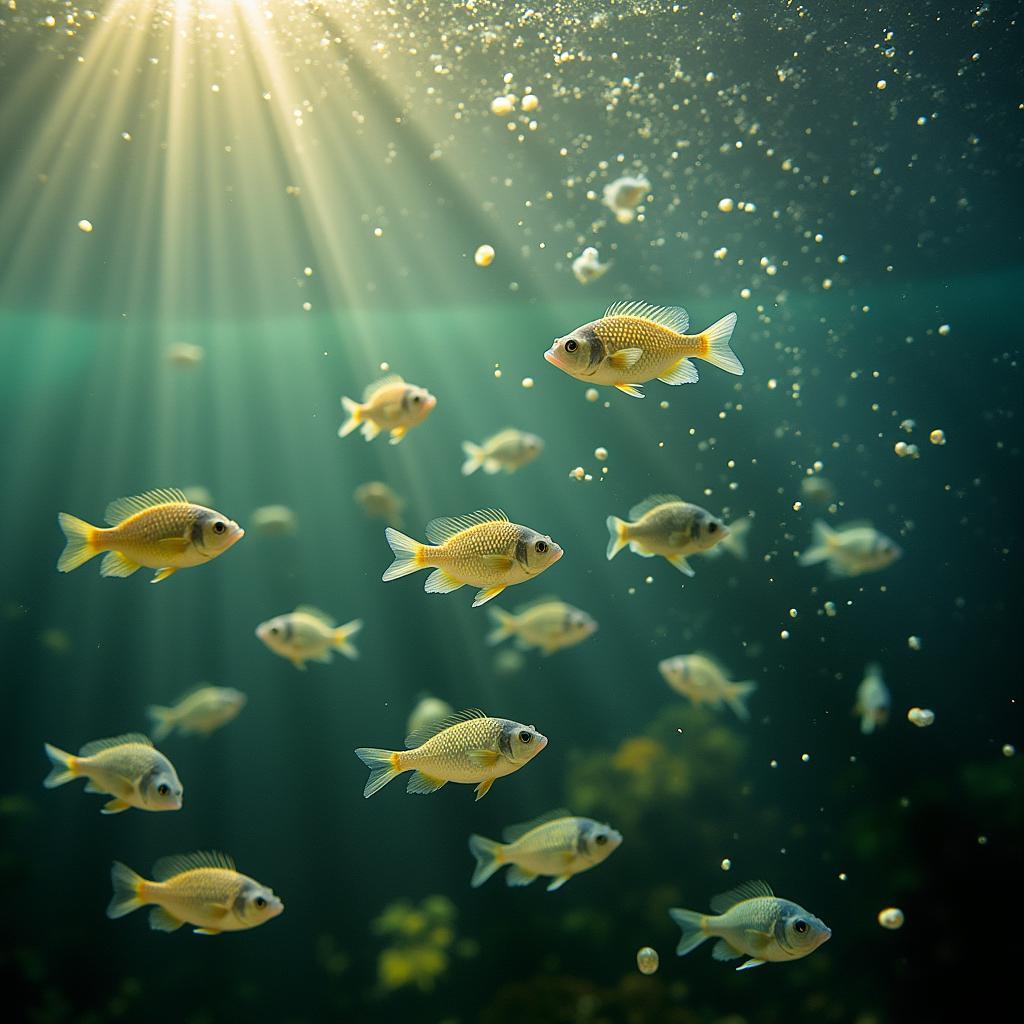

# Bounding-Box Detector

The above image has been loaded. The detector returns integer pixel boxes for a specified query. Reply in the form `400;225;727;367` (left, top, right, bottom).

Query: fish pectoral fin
424;568;465;594
101;799;130;815
406;770;448;795
290;657;307;671
482;554;514;573
505;864;537;886
474;777;495;801
99;550;141;578
388;427;407;446
743;929;773;951
472;585;507;608
149;906;185;932
614;383;645;398
736;958;767;971
311;650;334;664
83;781;103;794
608;347;642;371
467;748;500;769
628;541;655;557
156;537;190;553
546;874;572;892
667;554;695;577
208;903;231;917
658;357;700;385
193;928;223;936
150;567;178;584
360;420;381;441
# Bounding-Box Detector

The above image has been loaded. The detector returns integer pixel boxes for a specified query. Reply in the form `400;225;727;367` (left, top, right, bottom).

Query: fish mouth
424;394;437;410
551;545;564;562
535;733;549;751
544;349;564;369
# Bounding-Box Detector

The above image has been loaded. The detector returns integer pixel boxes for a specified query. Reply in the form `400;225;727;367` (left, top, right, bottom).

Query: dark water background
1;2;1021;1022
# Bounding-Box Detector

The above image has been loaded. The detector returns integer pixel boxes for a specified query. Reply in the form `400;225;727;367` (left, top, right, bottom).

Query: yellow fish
486;598;597;656
147;686;247;741
606;495;728;576
338;374;436;445
255;606;363;670
468;810;622;891
355;708;547;801
107;851;283;935
43;733;183;814
545;300;742;398
658;654;756;720
461;428;544;476
799;520;902;577
382;508;562;608
56;488;244;584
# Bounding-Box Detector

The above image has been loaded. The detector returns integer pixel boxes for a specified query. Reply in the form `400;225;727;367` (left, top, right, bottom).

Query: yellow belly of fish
592;321;702;383
400;749;509;783
98;507;201;568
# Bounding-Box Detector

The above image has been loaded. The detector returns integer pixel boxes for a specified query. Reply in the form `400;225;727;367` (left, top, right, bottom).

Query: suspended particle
77;219;93;233
475;244;495;267
521;93;539;112
717;197;734;213
570;466;585;480
636;947;659;975
120;131;132;142
877;907;904;930
594;447;608;461
720;858;731;871
907;635;923;651
379;362;390;372
302;302;312;312
876;79;887;90
304;267;313;277
521;377;534;389
907;707;935;728
490;95;515;116
585;388;599;402
929;428;946;445
938;323;951;336
801;753;810;763
1002;744;1016;757
373;227;383;238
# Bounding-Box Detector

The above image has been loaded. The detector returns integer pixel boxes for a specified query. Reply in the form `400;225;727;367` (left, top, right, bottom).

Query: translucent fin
667;554;696;577
658;357;700;385
362;374;404;402
42;743;76;788
668;908;710;956
406;770;447;795
294;605;335;626
712;938;744;961
56;512;100;572
502;808;573;844
424;568;464;594
388;427;407;446
425;509;509;545
608;347;643;371
737;958;766;971
482;554;514;574
150;906;186;932
506;864;538;886
486;606;518;645
799;520;836;566
152;851;236;881
332;619;363;660
100;550;141;578
107;862;145;919
629;542;655;557
404;709;488;748
79;733;152;756
546;875;572;892
338;396;362;438
466;749;499;769
360;419;381;441
104;489;189;526
604;300;689;334
354;748;401;797
382;528;425;581
102;798;130;814
147;706;175;742
193;927;223;936
606;516;629;560
473;585;506;608
744;928;774;950
614;383;645;398
699;313;743;375
474;777;495;801
468;834;505;888
150;567;177;584
83;781;103;794
709;880;774;914
461;441;485;476
725;682;757;721
628;494;683;520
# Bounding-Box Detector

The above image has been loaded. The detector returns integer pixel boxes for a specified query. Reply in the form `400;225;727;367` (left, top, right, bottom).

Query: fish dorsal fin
105;489;190;526
502;808;573;844
404;708;488;749
425;509;509;545
152;851;236;881
294;605;336;627
79;733;153;756
604;300;689;335
628;494;683;520
363;374;404;401
710;880;774;913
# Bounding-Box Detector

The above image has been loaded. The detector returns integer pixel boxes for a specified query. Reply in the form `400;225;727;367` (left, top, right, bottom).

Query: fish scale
596;315;705;377
402;717;508;782
431;521;522;582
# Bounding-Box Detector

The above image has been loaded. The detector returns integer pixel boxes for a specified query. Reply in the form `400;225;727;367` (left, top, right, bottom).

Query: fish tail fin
461;441;485;476
486;606;518;646
56;512;101;573
107;861;146;919
146;705;175;742
42;742;78;788
382;528;425;581
468;834;506;888
700;313;743;375
799;519;836;566
725;681;757;721
354;747;402;798
606;516;629;560
338;396;363;438
669;908;711;956
333;619;363;660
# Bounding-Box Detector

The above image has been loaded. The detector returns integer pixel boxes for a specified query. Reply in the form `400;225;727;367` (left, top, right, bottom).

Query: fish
544;300;742;398
405;695;454;741
854;663;891;734
658;654;756;720
249;505;297;536
56;488;244;584
382;508;563;608
800;476;836;505
354;708;547;801
165;341;203;367
354;481;405;527
799;520;902;577
147;686;247;741
606;495;729;576
486;598;597;656
468;810;622;891
669;880;831;970
42;733;183;815
255;606;363;670
107;851;283;935
461;428;544;476
601;175;650;224
338;374;436;445
572;246;612;284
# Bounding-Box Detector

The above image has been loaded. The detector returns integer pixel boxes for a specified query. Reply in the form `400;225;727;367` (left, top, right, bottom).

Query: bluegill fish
486;598;597;656
382;508;563;608
354;708;547;801
255;606;362;670
56;488;243;583
659;654;756;720
468;810;621;891
606;495;728;576
461;428;544;476
799;520;901;577
107;851;283;935
43;733;182;815
147;686;247;741
854;663;890;734
338;375;435;445
669;880;831;971
545;300;742;398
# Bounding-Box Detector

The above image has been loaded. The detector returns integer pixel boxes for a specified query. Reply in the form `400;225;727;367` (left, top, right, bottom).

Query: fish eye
793;919;808;934
412;394;421;403
269;626;279;635
255;896;267;909
518;730;532;743
157;783;170;797
595;833;608;846
213;521;226;534
708;522;719;533
564;338;578;352
535;540;548;553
